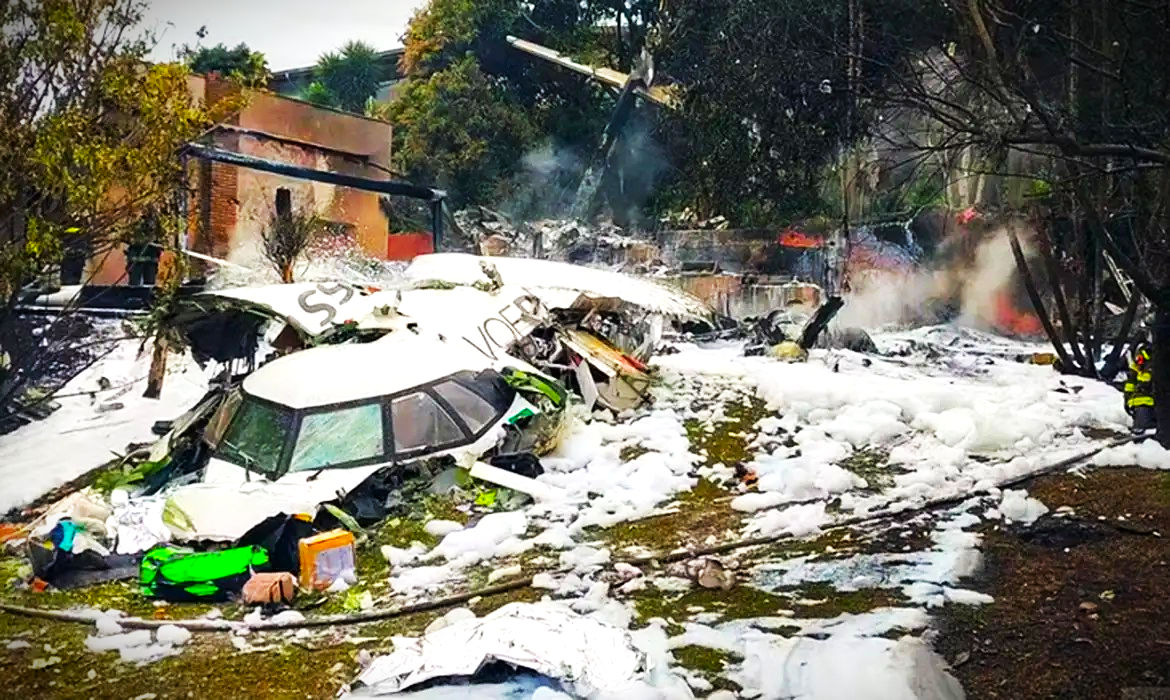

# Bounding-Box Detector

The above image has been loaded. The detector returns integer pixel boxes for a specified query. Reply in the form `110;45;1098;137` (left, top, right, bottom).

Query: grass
685;395;771;468
673;644;731;674
838;446;895;491
598;479;742;554
779;581;907;618
628;580;791;627
0;390;960;698
0;573;550;700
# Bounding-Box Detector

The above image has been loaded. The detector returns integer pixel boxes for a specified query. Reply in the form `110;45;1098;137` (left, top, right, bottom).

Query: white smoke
836;223;1036;331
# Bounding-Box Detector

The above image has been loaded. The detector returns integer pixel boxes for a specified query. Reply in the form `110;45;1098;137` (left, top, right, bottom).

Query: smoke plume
836;222;1042;334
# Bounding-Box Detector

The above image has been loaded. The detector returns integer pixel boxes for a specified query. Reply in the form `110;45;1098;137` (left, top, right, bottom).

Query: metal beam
182;143;446;203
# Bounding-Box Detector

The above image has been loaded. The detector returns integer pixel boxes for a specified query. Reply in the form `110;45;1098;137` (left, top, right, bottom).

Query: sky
144;0;430;71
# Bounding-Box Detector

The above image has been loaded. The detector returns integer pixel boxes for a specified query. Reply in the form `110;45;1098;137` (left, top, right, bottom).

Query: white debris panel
404;253;713;322
343;603;650;698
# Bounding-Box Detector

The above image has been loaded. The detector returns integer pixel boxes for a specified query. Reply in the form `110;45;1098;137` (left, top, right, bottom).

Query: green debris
161;499;196;534
92;454;169;495
505;369;567;408
507;408;536;424
323;504;366;536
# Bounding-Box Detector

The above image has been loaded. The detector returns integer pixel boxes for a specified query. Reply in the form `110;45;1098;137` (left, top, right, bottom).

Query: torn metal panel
344;603;648;698
467;462;566;502
560;328;652;412
388;286;552;364
240;332;522;410
171;333;567;538
165;476;372;542
404;253;714;323
206;283;385;338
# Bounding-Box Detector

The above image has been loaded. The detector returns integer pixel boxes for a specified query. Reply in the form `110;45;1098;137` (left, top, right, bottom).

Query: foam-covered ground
0;339;209;514
9;323;1170;699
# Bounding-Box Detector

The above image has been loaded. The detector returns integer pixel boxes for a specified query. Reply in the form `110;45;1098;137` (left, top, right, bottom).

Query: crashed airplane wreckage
178;253;714;413
19;254;717;594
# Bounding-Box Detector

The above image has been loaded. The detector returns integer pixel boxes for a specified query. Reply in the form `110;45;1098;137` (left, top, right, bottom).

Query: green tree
389;56;537;207
393;0;658;211
183;42;270;87
302;81;340;109
309;41;383;113
0;0;223;419
655;0;944;225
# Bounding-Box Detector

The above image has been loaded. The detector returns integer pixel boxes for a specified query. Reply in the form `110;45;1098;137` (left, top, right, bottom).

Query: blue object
49;519;80;553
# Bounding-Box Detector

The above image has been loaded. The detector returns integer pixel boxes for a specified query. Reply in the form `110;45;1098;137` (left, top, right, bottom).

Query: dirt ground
936;467;1170;700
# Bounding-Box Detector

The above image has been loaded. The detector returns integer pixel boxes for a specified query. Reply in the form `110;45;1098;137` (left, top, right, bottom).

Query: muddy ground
936;468;1170;700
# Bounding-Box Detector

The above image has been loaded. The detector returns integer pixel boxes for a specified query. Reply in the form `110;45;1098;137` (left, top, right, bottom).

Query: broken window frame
215;395;297;478
208;369;519;479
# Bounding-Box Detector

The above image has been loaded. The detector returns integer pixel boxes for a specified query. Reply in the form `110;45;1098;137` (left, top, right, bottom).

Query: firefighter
1124;337;1156;433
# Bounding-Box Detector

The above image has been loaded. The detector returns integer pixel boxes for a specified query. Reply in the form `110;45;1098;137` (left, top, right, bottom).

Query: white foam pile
389;408;701;596
655;327;1127;530
0;337;209;514
364;324;1145;697
82;611;191;664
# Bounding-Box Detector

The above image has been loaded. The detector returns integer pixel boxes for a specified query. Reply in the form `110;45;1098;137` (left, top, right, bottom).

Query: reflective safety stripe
1128;396;1155;408
1135;371;1153;382
1124;383;1137;392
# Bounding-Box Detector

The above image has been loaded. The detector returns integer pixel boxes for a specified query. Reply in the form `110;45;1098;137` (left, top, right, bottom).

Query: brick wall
90;74;396;284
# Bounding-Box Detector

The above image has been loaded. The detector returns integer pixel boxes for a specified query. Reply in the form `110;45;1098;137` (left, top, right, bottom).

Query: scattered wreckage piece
18;330;572;597
14;256;718;595
744;296;877;359
342;603;652;698
403;253;713;324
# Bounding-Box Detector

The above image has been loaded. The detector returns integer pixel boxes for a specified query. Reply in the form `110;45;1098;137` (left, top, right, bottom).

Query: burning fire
993;290;1043;336
778;229;824;248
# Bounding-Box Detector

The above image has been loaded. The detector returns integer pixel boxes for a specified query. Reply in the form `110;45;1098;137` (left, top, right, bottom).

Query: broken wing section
404;253;714;324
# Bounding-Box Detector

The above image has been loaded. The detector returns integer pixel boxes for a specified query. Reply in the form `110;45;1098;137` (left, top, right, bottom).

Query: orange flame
778;229;824;248
994;290;1044;336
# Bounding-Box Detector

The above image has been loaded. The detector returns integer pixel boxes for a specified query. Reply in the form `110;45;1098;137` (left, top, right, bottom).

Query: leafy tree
860;0;1170;443
302;81;339;109
262;209;323;283
394;0;659;212
183;42;270;87
654;0;945;225
0;0;223;419
389;56;537;207
309;41;384;113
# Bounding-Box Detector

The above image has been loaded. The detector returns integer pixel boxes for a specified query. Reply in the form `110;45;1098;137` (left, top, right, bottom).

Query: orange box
298;529;356;590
